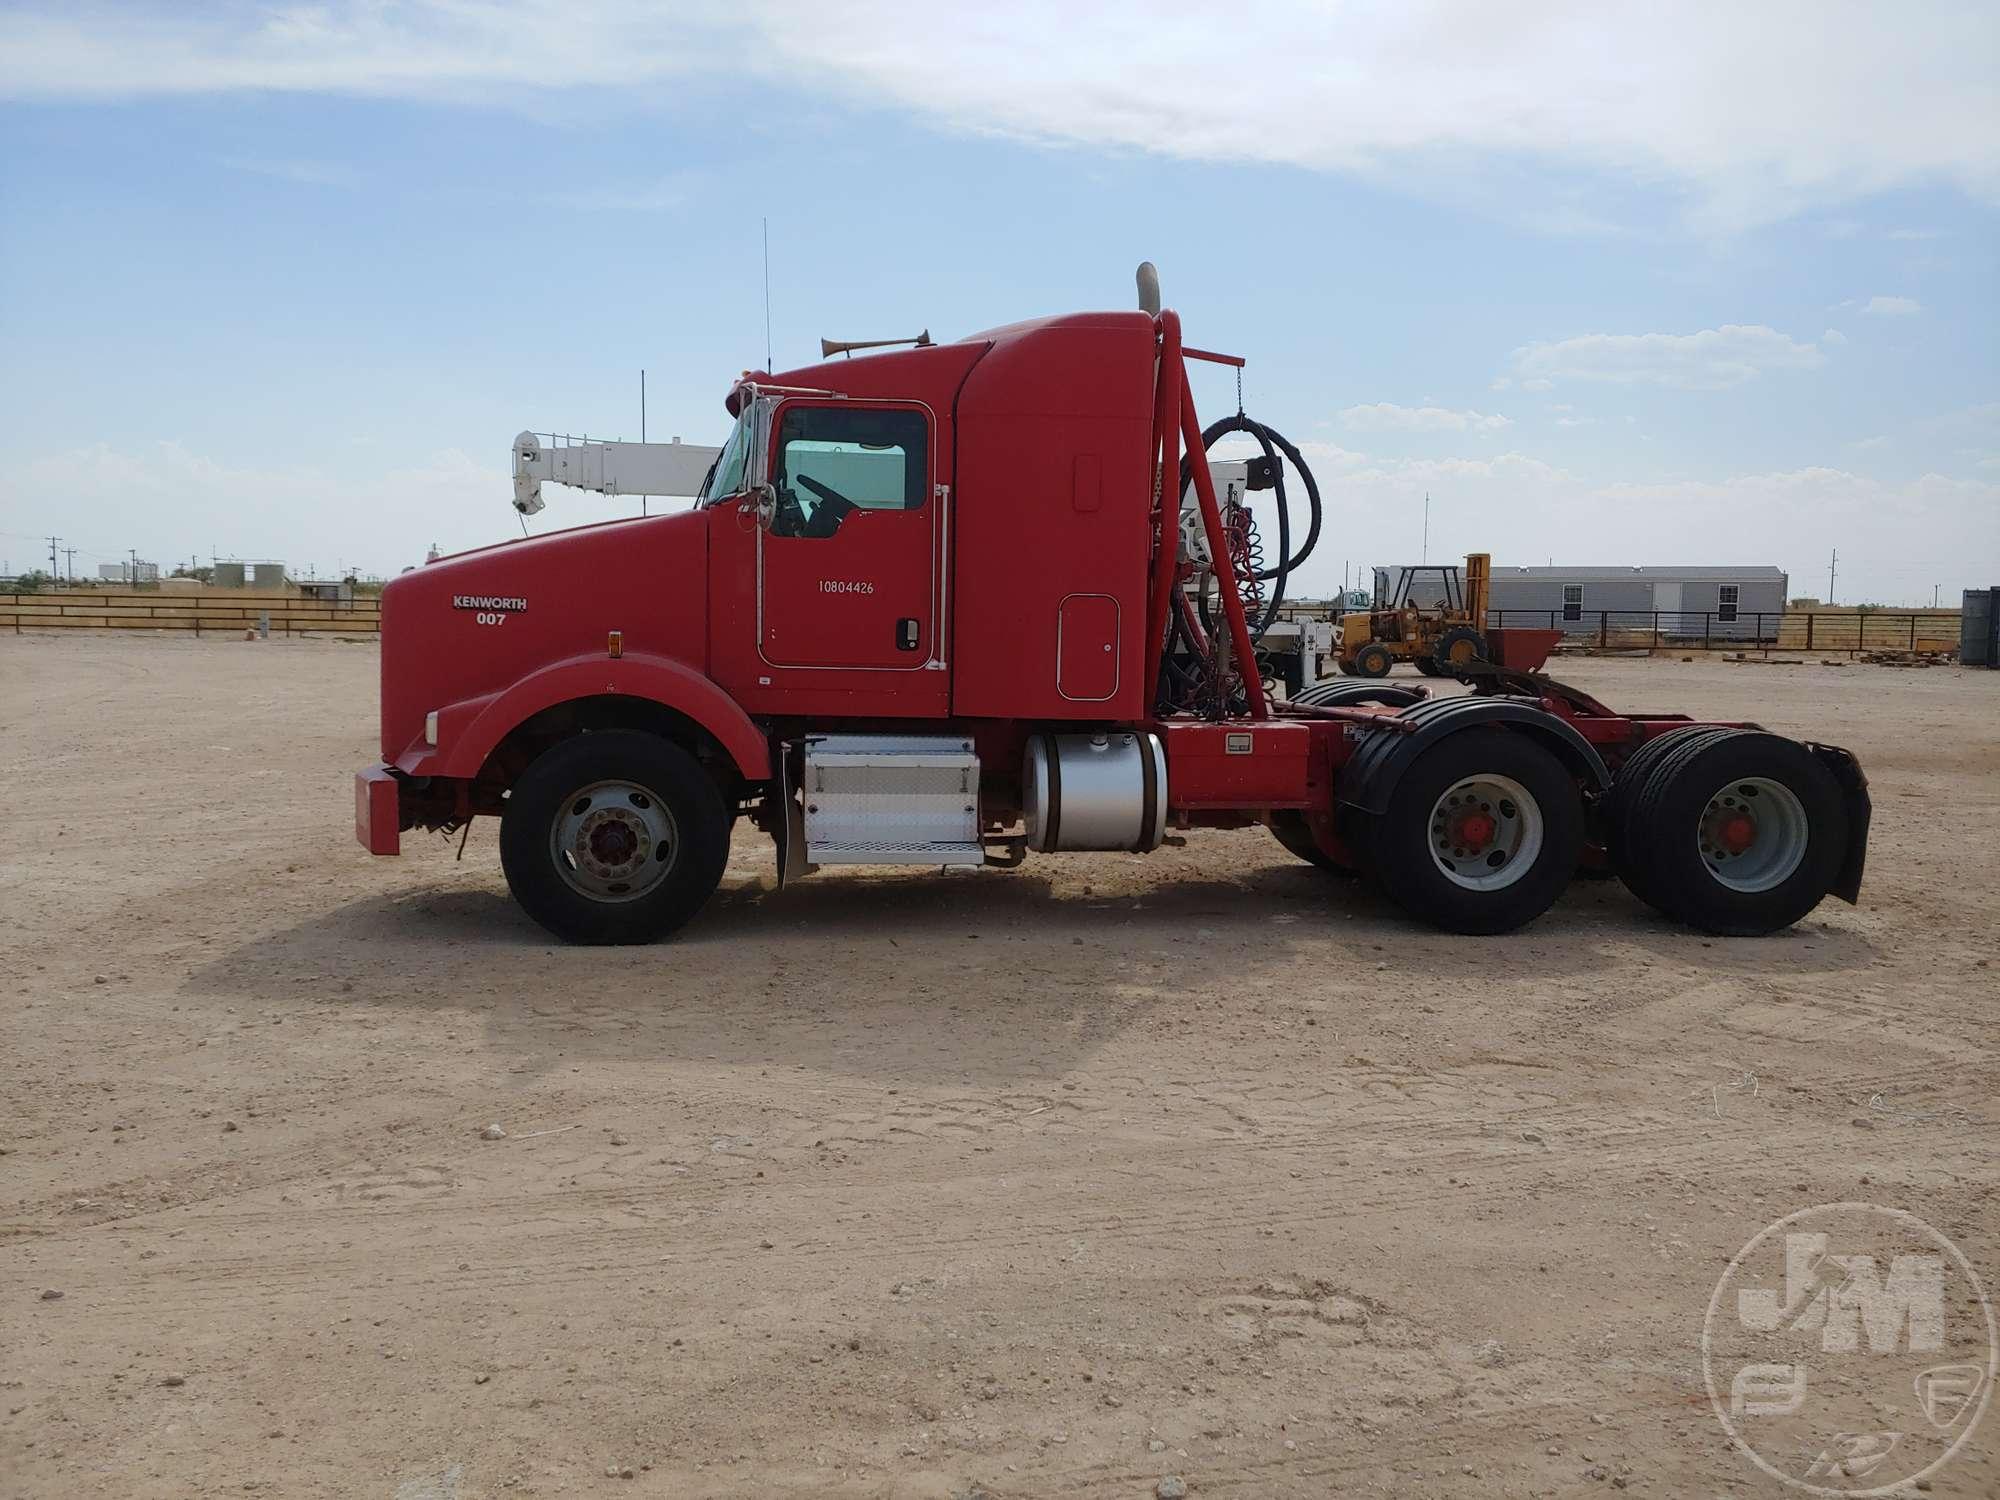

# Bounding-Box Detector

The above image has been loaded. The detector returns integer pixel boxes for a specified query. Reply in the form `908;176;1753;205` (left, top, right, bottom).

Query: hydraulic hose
1181;413;1323;638
1157;416;1323;715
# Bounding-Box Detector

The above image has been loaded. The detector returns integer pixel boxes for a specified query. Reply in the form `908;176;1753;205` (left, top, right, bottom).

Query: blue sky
1;2;1994;603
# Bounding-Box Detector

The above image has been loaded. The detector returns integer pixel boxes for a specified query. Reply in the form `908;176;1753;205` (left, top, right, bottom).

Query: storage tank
1963;588;1998;668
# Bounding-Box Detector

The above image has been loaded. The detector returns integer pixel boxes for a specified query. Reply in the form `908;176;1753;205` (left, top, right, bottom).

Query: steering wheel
795;474;861;538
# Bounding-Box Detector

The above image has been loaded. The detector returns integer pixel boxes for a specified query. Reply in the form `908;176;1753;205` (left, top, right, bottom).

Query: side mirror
748;483;778;529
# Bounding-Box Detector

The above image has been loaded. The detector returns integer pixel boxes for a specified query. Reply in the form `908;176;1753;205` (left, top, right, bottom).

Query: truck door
758;401;940;675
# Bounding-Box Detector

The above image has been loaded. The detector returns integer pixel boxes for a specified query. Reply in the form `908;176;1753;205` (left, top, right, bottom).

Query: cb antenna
763;217;773;373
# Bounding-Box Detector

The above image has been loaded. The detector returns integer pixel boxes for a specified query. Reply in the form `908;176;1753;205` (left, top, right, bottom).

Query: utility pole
62;546;77;582
47;536;61;587
1827;547;1837;605
1421;493;1430;563
1932;583;1940;608
129;548;139;587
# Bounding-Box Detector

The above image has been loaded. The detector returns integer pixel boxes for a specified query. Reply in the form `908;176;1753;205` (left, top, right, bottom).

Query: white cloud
1862;295;1923;315
1509;326;1826;391
1213;438;1371;470
219;156;366;188
1821;328;1848;345
1886;227;1943;241
542;175;701;214
1336;403;1511;434
1284;457;1997;604
2;3;1995;232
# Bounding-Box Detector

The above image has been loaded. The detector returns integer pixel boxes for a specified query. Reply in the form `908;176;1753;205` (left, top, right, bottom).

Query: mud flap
1808;742;1870;905
774;741;815;887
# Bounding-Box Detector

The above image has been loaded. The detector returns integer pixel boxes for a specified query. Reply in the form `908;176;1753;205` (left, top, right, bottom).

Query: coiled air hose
1160;414;1324;714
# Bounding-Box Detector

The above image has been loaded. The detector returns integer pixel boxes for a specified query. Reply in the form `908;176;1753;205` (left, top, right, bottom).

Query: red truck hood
379;511;711;763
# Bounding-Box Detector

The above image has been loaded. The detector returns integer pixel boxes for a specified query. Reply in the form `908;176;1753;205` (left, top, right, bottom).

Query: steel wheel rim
1698;775;1808;893
1428;773;1543;891
550;779;679;903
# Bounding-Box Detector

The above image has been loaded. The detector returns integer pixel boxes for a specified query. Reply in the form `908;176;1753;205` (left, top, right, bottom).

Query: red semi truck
356;276;1868;944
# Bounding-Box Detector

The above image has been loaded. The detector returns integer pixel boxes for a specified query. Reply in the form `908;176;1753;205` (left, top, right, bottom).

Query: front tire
1365;728;1583;933
1347;643;1394;678
500;731;730;945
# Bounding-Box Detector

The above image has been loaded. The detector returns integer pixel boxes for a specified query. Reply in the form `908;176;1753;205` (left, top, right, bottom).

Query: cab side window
771;406;927;539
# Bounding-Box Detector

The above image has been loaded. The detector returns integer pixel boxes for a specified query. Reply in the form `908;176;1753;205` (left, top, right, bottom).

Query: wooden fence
0;590;381;637
1490;608;1962;656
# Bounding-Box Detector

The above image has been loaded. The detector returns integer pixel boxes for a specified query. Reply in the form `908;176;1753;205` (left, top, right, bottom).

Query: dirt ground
2;634;1995;1499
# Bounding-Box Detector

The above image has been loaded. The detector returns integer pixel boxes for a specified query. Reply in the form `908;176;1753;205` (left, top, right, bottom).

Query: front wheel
1346;643;1394;678
500;730;731;944
1364;728;1583;933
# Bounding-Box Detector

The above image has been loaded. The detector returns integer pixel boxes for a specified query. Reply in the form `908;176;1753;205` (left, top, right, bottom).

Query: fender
1807;742;1870;905
1338;694;1611;815
414;651;771;782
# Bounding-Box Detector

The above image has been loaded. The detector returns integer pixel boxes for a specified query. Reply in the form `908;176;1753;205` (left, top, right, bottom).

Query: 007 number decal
818;580;876;595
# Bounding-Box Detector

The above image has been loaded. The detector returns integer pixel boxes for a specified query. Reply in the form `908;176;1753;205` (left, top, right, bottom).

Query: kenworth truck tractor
356;269;1868;944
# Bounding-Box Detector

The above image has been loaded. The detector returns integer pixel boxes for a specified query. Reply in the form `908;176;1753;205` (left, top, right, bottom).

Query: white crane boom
512;431;723;516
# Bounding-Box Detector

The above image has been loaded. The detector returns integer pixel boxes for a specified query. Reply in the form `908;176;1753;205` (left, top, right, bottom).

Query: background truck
356;265;1869;944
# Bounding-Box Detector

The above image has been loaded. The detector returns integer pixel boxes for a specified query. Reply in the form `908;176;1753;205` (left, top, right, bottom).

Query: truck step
801;734;984;867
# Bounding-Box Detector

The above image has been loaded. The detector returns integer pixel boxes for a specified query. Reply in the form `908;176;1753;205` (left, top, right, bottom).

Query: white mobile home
1481;565;1788;641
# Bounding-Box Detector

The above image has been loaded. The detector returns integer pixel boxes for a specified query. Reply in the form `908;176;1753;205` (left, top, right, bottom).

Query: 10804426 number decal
818;579;876;595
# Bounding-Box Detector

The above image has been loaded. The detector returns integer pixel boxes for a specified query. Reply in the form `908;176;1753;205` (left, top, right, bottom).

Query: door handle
897;618;920;651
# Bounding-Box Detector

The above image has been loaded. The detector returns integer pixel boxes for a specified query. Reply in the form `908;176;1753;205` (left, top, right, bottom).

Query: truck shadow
176;851;1881;1085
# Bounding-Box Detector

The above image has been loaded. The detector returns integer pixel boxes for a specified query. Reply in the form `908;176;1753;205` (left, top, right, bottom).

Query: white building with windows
1481;564;1789;640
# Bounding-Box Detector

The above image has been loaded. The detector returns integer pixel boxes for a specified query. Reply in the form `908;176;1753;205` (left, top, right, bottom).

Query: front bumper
355;764;401;855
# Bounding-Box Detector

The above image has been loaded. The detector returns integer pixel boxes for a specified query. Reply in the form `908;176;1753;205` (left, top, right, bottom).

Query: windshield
697;394;775;506
698;410;752;505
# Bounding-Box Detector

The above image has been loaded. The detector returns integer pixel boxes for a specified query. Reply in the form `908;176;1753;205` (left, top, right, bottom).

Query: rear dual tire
1364;728;1583;934
1291;679;1425;710
1607;728;1846;936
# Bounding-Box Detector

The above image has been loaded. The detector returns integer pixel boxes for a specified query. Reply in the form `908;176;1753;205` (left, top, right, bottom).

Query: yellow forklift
1338;552;1492;678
